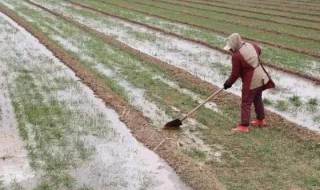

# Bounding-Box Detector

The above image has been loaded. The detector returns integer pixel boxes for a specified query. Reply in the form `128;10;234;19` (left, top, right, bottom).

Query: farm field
0;0;319;190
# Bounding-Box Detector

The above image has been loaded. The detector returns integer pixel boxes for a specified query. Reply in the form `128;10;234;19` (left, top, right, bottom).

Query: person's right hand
223;81;232;89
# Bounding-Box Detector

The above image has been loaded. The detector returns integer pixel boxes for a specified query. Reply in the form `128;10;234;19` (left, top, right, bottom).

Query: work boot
251;119;266;127
231;125;249;133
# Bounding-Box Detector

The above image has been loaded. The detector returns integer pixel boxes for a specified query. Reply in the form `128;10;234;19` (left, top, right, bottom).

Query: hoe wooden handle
181;88;223;121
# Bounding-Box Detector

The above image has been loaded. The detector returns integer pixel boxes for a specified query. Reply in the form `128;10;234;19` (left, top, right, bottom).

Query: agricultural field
0;0;319;190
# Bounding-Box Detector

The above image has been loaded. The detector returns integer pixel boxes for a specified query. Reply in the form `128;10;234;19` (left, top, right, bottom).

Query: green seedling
304;177;320;188
308;98;318;106
276;100;289;111
263;98;273;105
184;148;207;161
289;95;302;107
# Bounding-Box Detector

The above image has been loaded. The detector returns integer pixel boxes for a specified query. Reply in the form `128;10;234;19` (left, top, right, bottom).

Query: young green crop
75;0;320;77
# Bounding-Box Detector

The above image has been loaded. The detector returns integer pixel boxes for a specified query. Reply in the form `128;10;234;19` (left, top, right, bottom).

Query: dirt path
0;5;226;190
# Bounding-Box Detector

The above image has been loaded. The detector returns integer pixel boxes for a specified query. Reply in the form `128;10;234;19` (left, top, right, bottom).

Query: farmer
223;33;275;133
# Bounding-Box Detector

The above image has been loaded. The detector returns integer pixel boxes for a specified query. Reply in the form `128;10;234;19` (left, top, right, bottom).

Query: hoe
164;88;223;129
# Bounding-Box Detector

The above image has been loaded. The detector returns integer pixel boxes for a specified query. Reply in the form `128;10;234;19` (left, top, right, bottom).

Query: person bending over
223;33;275;133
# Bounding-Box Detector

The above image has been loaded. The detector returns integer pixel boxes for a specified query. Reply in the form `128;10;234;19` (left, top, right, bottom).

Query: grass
313;115;320;122
263;98;273;105
134;0;320;39
106;0;320;52
126;27;157;42
275;100;289;111
52;0;320;83
9;67;94;189
183;0;320;21
289;95;303;107
26;0;228;122
183;148;207;161
0;12;119;189
165;0;320;29
308;98;318;106
207;0;320;17
3;0;320;189
59;3;158;43
77;185;92;190
304;177;320;188
10;182;23;190
238;0;320;8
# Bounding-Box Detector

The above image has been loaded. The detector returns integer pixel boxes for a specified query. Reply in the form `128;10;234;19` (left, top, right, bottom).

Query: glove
223;81;232;89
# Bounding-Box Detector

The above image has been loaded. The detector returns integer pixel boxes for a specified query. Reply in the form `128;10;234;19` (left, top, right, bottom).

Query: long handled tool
163;88;224;129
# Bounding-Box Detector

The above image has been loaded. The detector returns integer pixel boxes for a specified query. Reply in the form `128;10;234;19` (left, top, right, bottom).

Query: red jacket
225;43;275;100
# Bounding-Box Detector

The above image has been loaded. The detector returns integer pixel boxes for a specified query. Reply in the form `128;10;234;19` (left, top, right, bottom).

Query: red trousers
241;86;265;126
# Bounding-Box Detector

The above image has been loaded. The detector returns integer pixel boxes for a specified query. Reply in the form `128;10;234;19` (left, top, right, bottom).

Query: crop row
0;3;223;189
198;0;320;16
63;0;320;84
179;0;319;22
246;0;320;10
115;0;320;57
129;0;320;42
72;0;320;78
156;0;320;31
